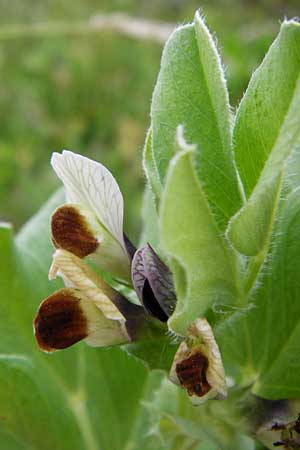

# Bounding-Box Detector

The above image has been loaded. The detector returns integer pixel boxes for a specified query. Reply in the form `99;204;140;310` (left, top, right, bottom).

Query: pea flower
169;318;227;404
34;248;156;352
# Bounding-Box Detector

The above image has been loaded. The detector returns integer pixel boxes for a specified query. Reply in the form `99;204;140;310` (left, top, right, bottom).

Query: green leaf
160;133;238;336
252;188;300;398
286;147;300;190
218;188;300;399
142;127;162;201
144;376;255;450
125;371;166;450
122;335;178;372
139;187;160;250
0;193;149;450
228;20;300;256
227;172;283;256
151;11;242;230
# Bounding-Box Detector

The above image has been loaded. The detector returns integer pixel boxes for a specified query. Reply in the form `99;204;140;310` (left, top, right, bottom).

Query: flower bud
131;244;176;322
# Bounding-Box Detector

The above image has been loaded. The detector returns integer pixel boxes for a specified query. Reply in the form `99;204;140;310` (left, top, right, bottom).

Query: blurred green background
0;0;298;240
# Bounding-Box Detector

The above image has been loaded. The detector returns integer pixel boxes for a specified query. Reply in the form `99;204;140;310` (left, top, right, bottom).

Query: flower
34;249;157;352
50;150;132;282
169;318;227;405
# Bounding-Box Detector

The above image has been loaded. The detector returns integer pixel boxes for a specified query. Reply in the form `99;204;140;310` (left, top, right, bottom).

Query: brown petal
51;204;98;258
34;288;88;352
176;351;211;397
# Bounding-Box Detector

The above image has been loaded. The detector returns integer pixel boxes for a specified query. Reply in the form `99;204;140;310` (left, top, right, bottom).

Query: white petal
190;318;227;398
51;150;125;249
80;294;128;347
49;249;124;323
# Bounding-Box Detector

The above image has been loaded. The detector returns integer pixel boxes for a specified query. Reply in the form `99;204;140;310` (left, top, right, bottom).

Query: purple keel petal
143;244;176;317
131;244;176;322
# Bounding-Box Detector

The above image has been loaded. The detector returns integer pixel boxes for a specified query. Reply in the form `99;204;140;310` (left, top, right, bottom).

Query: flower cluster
33;150;226;403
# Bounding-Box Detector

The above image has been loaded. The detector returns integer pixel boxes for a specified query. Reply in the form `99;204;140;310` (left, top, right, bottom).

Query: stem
68;390;100;450
67;348;99;450
0;13;173;43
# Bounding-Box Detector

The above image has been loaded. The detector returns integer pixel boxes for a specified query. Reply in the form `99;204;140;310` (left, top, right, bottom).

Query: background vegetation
0;0;299;240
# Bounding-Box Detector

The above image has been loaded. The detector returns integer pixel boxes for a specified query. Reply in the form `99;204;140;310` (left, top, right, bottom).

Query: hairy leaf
151;11;242;230
160;134;238;336
142;128;162;201
218;189;300;399
228;20;300;256
139;188;160;249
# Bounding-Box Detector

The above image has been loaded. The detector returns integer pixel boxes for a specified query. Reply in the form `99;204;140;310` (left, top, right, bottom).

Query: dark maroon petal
51;205;98;258
176;352;211;397
34;289;88;352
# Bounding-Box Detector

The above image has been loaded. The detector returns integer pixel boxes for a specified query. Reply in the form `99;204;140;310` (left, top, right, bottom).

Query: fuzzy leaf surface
160;143;238;336
151;12;241;230
228;21;300;256
218;189;300;399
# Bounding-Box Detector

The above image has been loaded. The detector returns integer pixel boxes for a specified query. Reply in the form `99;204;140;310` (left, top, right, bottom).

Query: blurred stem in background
0;0;298;239
0;13;173;42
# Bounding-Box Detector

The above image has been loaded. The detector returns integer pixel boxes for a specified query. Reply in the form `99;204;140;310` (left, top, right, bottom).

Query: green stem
0;14;172;43
68;390;100;450
68;348;99;450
